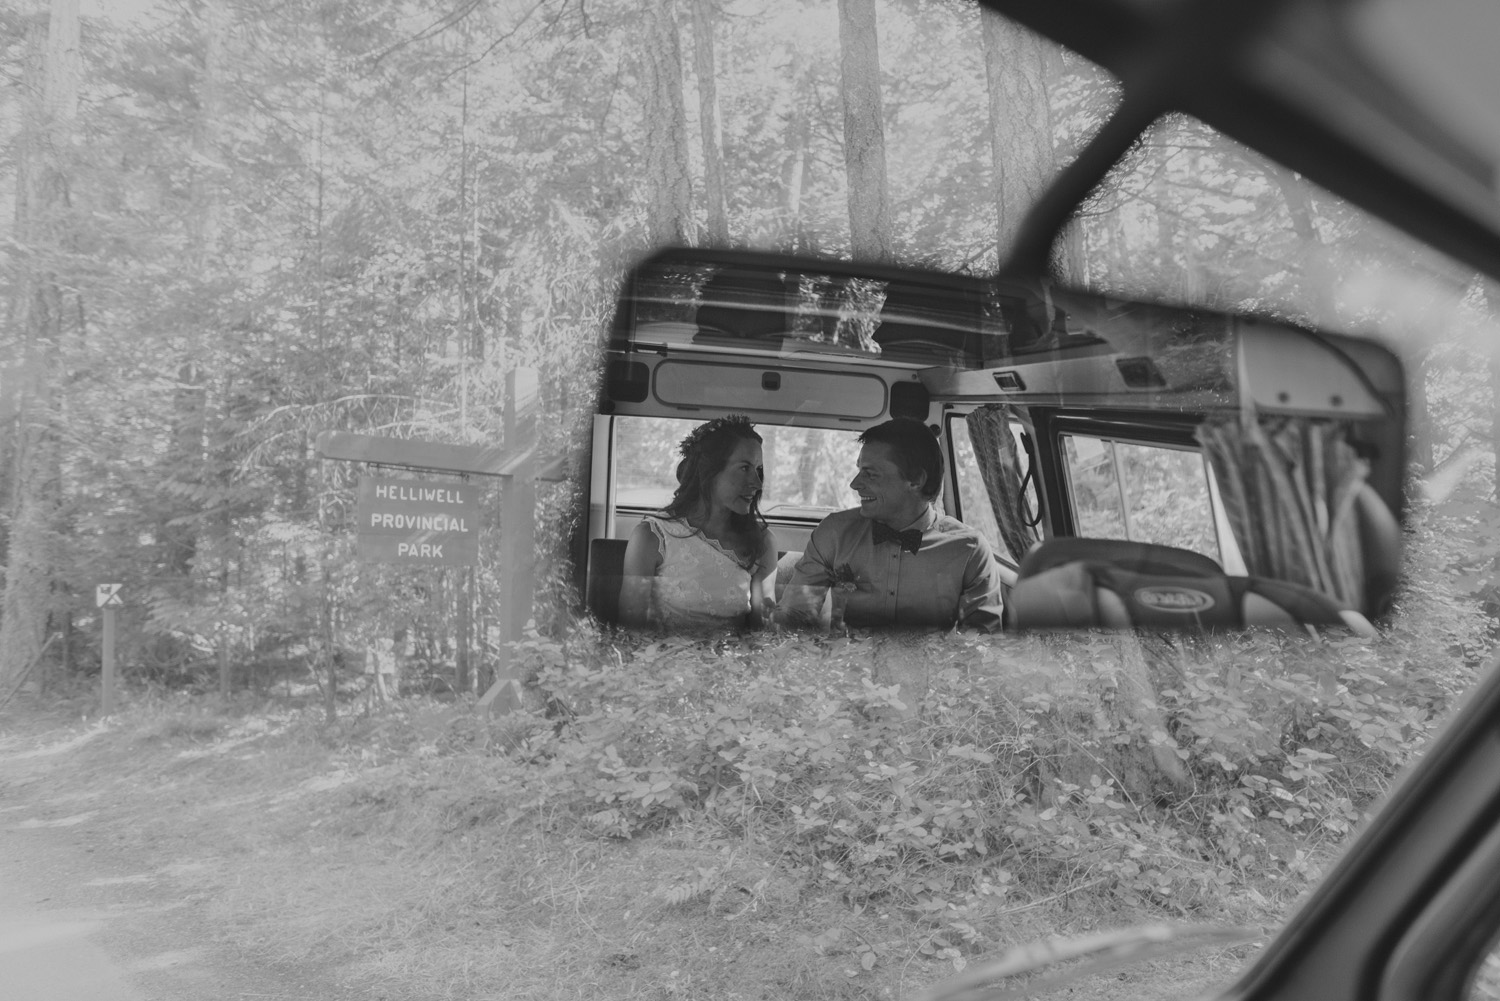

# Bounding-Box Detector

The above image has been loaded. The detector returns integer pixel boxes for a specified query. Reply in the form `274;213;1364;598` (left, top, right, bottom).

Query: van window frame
1034;409;1236;563
943;409;1038;569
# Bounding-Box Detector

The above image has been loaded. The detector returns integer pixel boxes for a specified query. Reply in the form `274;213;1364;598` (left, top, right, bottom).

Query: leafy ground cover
2;593;1487;1001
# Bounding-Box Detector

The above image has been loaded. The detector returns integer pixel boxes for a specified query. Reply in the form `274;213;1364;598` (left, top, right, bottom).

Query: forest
11;1;1500;996
2;0;1499;703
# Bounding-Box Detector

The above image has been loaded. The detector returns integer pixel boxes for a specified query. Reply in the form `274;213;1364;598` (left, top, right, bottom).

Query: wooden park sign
356;476;480;567
315;367;561;716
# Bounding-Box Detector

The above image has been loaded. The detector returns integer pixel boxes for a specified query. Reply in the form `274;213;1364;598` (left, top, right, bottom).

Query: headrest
1018;537;1223;580
1010;537;1371;634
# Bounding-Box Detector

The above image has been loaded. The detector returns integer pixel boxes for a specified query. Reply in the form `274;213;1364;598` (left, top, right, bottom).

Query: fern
658;866;721;907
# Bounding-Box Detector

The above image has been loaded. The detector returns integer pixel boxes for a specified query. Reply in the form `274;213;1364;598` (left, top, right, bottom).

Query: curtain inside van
1196;417;1367;608
965;405;1041;562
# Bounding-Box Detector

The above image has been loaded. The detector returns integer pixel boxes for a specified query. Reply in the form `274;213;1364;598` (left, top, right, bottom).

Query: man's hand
775;583;831;630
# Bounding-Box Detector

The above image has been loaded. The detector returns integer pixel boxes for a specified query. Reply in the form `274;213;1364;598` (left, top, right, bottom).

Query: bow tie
872;522;923;554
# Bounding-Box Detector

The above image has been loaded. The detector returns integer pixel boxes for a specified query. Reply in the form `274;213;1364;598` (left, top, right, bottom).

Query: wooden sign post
315;366;562;717
478;368;539;716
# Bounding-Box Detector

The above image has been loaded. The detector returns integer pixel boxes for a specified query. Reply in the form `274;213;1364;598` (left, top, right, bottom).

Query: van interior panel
651;361;890;419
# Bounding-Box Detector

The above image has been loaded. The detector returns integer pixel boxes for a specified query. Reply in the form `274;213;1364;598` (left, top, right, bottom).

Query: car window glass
1062;434;1225;565
1065;113;1481;341
613;416;861;516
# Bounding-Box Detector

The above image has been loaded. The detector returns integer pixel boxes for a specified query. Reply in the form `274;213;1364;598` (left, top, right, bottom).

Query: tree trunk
780;54;814;252
690;0;728;245
1265;160;1337;319
456;568;472;694
475;607;492;695
212;377;232;698
164;0;227;583
981;10;1052;265
0;0;80;691
1055;218;1089;286
1408;350;1434;478
642;0;693;246
322;594;338;725
218;633;231;699
190;0;225;266
837;0;890;262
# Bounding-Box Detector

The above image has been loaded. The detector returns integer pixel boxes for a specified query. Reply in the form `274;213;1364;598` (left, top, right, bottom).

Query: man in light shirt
778;418;1004;631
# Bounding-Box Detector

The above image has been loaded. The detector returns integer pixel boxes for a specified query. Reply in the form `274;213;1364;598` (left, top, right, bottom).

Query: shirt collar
895;505;938;534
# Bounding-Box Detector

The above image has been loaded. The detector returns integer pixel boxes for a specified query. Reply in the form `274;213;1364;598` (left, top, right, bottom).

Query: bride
619;416;779;631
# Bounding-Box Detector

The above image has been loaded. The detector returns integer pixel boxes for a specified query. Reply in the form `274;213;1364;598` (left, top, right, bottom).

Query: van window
612;415;862;517
1062;434;1227;565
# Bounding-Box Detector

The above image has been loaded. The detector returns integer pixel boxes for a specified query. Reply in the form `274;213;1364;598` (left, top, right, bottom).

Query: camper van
582;246;1405;633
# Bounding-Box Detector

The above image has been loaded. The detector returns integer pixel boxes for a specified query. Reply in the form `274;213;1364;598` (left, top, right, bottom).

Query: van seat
587;538;628;623
1008;537;1375;635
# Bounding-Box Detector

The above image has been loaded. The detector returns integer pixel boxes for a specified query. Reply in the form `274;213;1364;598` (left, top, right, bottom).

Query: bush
480;613;1481;942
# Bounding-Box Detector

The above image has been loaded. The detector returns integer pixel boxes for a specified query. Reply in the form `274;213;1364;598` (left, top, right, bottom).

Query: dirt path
0;692;1273;1001
0;863;146;1001
0;720;357;1001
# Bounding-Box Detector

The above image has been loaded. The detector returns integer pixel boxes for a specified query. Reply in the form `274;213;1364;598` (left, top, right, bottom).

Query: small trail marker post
97;583;123;715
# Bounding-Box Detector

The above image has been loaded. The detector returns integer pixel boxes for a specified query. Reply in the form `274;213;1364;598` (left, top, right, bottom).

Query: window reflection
1062;434;1224;565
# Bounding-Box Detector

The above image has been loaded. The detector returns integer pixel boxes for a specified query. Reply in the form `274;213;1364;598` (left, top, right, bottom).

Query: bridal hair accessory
678;414;754;457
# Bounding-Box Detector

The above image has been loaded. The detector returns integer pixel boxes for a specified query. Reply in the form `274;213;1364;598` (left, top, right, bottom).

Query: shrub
480;613;1477;943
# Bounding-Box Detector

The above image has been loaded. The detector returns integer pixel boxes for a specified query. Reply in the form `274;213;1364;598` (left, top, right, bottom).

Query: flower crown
678;414;755;457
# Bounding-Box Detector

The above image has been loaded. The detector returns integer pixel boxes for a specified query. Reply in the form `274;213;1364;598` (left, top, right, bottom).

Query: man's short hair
858;418;943;499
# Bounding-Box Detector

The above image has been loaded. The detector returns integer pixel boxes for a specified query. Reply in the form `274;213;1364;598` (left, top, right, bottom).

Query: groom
778;418;1004;631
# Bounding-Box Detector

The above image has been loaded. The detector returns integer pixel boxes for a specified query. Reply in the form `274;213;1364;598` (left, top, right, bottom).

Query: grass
0;619;1477;1001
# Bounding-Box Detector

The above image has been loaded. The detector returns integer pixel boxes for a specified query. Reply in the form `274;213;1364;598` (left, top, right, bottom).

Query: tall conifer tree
0;0;80;690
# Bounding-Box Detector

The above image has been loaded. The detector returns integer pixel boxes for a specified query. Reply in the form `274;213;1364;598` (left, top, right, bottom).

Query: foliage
7;0;1500;994
4;546;1488;996
1;0;1498;714
466;611;1486;955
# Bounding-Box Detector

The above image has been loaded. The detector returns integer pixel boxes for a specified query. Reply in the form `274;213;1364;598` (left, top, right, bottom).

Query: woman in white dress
619;416;779;631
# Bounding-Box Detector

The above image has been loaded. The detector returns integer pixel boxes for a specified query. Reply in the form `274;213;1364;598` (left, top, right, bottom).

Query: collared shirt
780;506;1004;630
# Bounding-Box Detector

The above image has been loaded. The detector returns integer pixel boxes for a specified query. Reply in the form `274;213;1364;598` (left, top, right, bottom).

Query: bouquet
828;563;860;633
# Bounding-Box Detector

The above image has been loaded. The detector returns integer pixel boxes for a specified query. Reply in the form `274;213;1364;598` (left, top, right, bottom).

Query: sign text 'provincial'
366;513;470;532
